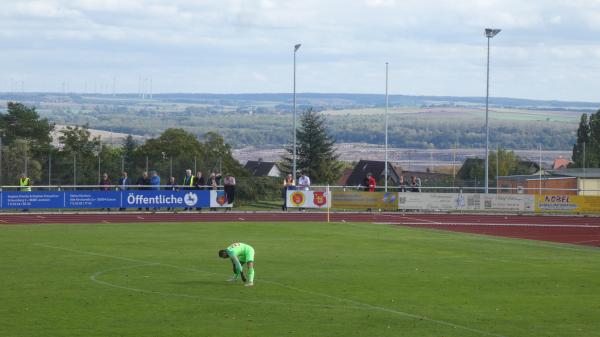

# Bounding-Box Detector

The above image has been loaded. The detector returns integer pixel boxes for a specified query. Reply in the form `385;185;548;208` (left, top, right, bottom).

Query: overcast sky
1;0;600;101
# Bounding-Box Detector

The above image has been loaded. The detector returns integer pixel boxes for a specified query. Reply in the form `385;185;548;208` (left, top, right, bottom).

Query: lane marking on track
238;217;245;221
102;220;111;224
136;216;145;220
35;243;507;337
36;215;46;219
397;222;600;228
0;219;7;223
401;216;442;224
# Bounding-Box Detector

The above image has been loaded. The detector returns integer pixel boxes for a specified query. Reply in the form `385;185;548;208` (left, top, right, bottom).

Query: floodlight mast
484;28;500;194
293;43;302;181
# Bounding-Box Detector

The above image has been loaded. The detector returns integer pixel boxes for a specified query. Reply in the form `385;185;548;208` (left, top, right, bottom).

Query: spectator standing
118;172;129;190
223;174;236;210
194;171;205;211
367;173;376;192
398;175;408;192
150;170;161;190
362;174;370;192
298;173;311;190
297;173;311;212
166;176;177;211
182;169;194;211
410;176;421;192
99;172;112;211
207;172;221;211
136;171;151;211
207;172;221;190
19;172;32;212
150;170;161;211
117;172;129;211
281;174;295;211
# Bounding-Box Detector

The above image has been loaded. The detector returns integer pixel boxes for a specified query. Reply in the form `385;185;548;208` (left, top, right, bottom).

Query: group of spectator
281;172;311;211
398;175;422;192
97;169;236;212
362;173;422;192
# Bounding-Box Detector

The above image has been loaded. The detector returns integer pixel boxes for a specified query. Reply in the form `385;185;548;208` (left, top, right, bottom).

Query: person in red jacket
367;172;376;192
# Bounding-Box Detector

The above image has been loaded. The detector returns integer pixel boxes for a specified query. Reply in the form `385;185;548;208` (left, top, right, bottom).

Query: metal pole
48;153;51;186
0;136;2;187
73;154;77;186
293;44;299;180
170;157;173;178
539;143;542;195
194;156;197;173
97;154;101;183
384;62;389;192
583;142;586;194
485;36;491;194
145;156;149;172
495;145;499;191
121;156;124;173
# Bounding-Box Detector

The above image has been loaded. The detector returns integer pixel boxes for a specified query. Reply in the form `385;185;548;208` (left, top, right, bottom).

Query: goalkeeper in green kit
218;242;255;287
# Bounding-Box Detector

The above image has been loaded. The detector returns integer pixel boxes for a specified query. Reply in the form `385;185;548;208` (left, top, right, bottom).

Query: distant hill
0;92;598;111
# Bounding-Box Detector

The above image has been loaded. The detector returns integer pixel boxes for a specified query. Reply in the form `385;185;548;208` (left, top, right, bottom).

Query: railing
1;185;599;214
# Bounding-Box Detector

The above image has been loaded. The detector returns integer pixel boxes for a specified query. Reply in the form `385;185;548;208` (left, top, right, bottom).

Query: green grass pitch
1;221;599;337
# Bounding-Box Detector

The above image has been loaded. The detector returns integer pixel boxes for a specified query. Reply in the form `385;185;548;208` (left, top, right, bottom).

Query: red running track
1;212;599;248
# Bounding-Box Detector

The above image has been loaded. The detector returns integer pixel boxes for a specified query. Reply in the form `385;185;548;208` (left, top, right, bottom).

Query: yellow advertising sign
535;194;600;213
332;191;398;210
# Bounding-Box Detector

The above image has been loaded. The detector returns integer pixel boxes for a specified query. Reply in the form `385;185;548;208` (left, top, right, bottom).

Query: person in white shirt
298;173;311;190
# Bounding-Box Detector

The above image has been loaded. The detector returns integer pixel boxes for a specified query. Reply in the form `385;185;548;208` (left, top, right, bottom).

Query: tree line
0;103;343;203
571;109;600;168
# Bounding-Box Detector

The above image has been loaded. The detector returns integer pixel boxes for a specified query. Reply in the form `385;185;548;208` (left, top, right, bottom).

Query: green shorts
242;246;255;263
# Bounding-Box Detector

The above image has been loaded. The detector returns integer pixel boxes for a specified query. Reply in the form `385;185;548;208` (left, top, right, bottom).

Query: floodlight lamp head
485;28;501;38
294;44;302;52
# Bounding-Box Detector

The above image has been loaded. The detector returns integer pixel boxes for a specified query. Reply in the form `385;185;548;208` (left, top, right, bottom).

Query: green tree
57;125;101;185
572;110;600;168
0;102;53;153
281;108;342;184
121;135;138;173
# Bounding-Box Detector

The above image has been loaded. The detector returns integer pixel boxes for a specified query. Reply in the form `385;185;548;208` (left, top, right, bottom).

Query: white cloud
0;0;599;101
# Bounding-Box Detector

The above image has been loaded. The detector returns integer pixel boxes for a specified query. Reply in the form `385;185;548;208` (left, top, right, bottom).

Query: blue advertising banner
0;190;214;209
65;191;121;209
1;191;64;209
122;190;211;208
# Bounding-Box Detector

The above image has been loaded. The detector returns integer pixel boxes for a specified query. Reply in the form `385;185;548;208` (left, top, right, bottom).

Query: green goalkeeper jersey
226;242;255;276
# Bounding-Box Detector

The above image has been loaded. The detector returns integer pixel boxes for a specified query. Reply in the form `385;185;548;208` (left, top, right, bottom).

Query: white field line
35;243;506;337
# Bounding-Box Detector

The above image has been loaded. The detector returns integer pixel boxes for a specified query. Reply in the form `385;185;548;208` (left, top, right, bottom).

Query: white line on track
238;217;245;221
34;243;507;337
400;216;442;224
393;222;600;228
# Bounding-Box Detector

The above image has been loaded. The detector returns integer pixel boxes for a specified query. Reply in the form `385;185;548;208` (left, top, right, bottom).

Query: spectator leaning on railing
298;173;311;191
410;176;421;192
194;171;205;211
182;169;194;211
223;174;236;210
282;174;295;211
398;174;407;192
118;172;129;211
99;172;112;212
19;172;31;212
136;171;151;211
367;173;376;192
